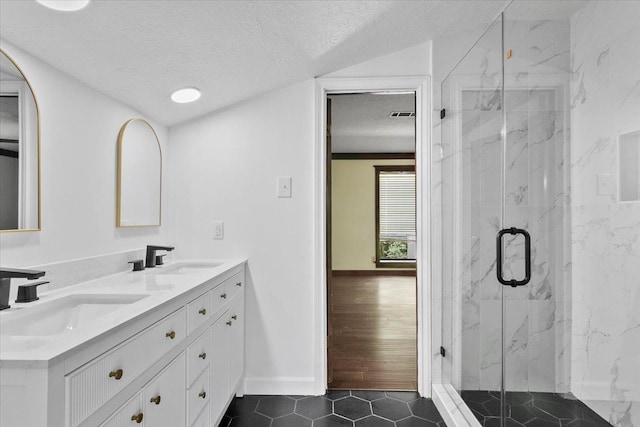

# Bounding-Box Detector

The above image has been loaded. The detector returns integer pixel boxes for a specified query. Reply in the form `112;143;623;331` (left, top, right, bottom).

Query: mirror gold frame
0;47;41;233
116;118;162;227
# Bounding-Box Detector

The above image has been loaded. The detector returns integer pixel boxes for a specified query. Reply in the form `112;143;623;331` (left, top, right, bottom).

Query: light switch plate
277;176;292;198
213;221;224;240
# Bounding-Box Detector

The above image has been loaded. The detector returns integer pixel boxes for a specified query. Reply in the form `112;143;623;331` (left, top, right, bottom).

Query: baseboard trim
243;376;318;396
331;270;416;277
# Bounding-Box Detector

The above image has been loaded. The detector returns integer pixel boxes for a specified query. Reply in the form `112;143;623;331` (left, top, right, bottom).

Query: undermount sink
154;262;222;275
0;293;149;337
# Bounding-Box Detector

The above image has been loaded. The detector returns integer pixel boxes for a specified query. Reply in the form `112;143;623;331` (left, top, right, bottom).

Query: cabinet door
144;353;186;427
209;314;229;424
228;298;245;395
99;393;145;427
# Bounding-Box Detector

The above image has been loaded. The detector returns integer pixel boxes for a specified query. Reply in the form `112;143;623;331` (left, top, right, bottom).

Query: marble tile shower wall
447;18;573;395
569;1;640;425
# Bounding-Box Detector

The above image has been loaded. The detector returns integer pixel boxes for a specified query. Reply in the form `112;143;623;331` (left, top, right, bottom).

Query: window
375;165;416;268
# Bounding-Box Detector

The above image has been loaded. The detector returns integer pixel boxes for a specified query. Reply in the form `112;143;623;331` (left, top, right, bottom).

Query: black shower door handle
496;227;531;287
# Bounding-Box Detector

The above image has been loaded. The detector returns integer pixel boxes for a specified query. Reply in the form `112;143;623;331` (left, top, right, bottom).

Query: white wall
169;43;430;394
169;80;317;393
0;41;169;268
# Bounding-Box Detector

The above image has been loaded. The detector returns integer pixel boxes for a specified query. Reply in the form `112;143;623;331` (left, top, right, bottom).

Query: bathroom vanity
0;259;246;427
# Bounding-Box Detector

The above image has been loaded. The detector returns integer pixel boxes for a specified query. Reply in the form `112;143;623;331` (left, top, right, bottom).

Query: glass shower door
440;13;506;421
441;8;573;426
499;6;573;425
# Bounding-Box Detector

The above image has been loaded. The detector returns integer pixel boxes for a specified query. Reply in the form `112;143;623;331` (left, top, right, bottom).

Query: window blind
379;171;416;236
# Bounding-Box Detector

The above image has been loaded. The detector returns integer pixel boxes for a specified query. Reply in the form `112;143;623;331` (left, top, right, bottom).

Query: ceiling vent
389;112;415;118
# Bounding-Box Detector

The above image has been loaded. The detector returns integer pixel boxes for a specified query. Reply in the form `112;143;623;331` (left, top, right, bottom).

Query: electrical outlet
213;221;224;240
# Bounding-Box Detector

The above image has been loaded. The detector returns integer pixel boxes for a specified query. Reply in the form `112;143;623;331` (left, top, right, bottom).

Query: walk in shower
439;1;640;426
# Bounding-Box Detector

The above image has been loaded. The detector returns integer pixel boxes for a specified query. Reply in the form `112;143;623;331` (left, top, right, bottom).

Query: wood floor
328;273;417;391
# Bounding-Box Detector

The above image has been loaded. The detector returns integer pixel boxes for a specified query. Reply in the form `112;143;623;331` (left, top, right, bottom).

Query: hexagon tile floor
220;390;446;427
461;390;613;427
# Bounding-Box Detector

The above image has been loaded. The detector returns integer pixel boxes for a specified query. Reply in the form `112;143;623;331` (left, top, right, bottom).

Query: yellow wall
331;158;415;270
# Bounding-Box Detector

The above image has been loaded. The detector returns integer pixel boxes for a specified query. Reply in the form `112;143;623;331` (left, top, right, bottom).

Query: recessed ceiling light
171;88;201;104
36;0;90;12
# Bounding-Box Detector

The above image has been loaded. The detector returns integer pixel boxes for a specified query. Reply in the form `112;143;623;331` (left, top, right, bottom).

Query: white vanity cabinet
0;260;246;427
89;267;245;427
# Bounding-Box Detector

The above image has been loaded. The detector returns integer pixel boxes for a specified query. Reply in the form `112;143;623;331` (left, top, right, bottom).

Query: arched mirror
117;118;162;227
0;48;40;232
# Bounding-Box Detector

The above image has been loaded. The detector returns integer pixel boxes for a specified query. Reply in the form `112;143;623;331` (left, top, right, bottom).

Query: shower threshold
460;390;612;426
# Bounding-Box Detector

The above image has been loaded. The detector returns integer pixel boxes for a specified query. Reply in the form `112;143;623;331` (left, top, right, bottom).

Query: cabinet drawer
68;308;186;427
187;367;210;425
187;292;211;335
190;401;210;427
225;271;244;301
99;392;144;427
211;282;230;314
187;330;211;386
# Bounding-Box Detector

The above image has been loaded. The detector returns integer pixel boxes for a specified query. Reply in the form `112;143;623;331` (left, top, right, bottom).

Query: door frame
313;76;432;395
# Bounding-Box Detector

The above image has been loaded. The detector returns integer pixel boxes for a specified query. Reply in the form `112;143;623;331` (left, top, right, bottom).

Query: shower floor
460;390;612;426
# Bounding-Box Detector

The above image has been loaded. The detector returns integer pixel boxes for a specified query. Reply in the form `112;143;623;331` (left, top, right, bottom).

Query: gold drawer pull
226;321;232;326
108;369;123;380
166;331;176;339
199;391;207;399
131;413;143;423
231;315;237;320
198;308;207;315
199;352;207;359
220;293;227;299
150;395;161;405
236;282;242;287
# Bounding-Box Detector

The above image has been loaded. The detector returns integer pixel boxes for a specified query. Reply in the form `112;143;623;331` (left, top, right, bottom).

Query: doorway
326;92;417;390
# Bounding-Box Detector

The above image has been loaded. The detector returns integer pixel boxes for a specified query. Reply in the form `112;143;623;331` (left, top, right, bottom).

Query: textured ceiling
0;0;508;126
329;93;415;153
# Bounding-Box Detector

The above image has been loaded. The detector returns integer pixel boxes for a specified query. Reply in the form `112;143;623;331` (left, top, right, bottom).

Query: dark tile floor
221;391;446;427
461;390;613;427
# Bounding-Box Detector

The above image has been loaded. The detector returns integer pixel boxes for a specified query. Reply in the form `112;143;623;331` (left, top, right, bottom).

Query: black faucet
145;245;175;268
0;268;46;310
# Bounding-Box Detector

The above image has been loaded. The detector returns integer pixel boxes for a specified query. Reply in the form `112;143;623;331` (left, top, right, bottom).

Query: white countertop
0;259;246;366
